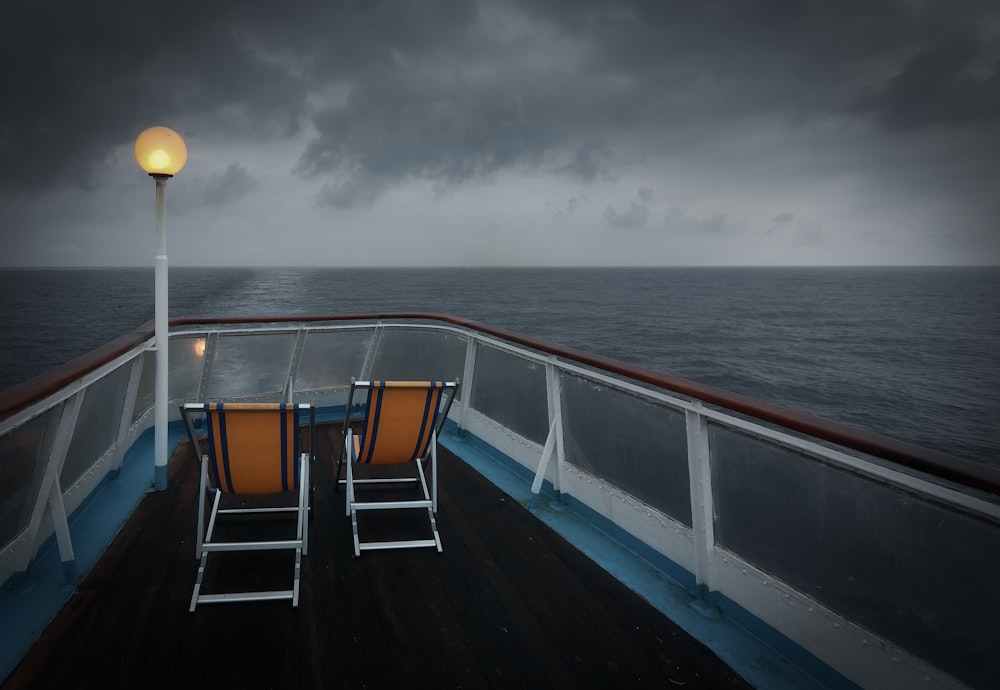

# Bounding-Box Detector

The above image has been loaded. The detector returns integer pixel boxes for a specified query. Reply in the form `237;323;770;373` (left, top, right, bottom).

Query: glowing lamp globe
134;126;188;177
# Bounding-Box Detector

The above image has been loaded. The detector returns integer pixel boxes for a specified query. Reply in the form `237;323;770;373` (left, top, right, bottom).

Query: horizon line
2;263;999;270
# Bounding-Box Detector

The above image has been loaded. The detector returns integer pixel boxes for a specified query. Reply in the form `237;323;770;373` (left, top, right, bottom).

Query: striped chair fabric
180;401;314;612
338;379;459;556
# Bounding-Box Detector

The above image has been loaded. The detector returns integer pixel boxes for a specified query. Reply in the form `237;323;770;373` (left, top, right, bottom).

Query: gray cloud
791;221;827;248
604;187;656;229
554;196;584;219
604;201;649;230
557;142;615;182
771;213;795;230
664;207;742;236
201;163;261;206
316;173;389;209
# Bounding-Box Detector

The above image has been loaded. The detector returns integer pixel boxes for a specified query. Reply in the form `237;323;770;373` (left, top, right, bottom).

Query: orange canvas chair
336;379;459;556
180;402;314;611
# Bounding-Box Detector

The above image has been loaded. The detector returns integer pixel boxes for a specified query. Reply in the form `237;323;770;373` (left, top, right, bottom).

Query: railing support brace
529;418;561;510
686;402;717;594
16;392;83;583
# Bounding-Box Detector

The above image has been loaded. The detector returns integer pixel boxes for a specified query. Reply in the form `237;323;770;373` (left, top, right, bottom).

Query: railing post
456;337;478;433
360;322;384;380
686;401;717;595
533;358;564;504
284;328;307;402
196;332;217;401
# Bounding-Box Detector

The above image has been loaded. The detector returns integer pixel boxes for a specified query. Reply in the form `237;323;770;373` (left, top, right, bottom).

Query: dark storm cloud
298;60;549;186
295;35;631;203
0;1;309;195
854;33;1000;130
295;0;1000;206
1;0;999;218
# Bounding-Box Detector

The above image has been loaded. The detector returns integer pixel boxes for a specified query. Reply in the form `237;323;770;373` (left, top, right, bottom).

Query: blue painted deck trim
0;423;186;682
440;422;858;690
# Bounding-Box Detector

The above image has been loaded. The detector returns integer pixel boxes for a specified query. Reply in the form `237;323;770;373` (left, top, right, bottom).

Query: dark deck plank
3;423;750;690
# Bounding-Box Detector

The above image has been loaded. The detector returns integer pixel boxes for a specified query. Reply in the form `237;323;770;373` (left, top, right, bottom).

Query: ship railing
1;314;998;690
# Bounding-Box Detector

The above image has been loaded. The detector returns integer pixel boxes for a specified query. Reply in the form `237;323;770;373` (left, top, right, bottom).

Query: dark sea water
1;266;997;465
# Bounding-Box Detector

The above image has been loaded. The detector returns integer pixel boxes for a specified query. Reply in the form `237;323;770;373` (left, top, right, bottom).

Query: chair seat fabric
337;379;459;556
180;402;314;611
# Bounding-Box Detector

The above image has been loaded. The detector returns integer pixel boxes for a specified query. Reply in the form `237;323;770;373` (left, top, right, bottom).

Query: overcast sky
1;0;998;267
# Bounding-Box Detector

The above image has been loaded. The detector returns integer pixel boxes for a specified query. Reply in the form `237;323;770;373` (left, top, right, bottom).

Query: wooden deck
2;423;751;689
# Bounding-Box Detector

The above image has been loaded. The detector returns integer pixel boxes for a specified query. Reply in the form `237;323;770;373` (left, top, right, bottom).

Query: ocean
1;266;997;466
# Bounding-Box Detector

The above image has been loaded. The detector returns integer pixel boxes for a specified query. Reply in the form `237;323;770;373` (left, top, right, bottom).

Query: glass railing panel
0;406;61;550
369;329;466;387
170;335;208;402
296;330;372;391
469;344;548;445
61;364;130;489
710;424;998;690
206;333;293;399
132;350;155;423
560;373;692;526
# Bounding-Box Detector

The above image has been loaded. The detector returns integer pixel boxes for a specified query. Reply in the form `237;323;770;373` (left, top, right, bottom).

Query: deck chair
179;402;314;612
336;379;459;556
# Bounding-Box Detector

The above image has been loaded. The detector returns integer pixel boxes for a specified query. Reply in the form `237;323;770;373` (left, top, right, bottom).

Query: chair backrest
347;380;458;465
183;402;309;494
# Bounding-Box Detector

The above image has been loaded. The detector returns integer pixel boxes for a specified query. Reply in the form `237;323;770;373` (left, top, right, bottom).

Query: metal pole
153;174;169;491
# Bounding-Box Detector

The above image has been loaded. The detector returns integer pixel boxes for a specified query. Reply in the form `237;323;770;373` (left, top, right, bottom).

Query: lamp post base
155;463;168;492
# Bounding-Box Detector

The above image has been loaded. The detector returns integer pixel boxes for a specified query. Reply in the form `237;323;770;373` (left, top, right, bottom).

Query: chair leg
428;508;443;553
196;456;208;557
431;437;438;514
292;549;301;608
191;484;223;613
299;454;310;556
417;456;443;552
189;550;208;612
351;509;361;557
345;434;354;518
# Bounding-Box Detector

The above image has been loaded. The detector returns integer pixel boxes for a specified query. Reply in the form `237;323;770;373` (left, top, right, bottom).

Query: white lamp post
134;126;187;491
